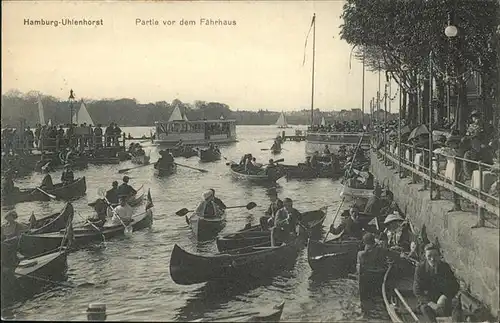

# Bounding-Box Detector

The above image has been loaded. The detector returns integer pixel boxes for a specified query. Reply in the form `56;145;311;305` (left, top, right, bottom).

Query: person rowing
269;207;290;246
1;170;18;197
60;164;75;186
106;181;119;205
87;198;109;227
260;188;283;230
194;190;223;219
270;139;281;152
329;206;375;240
209;189;226;211
110;195;134;225
1;210;28;241
40;166;54;190
155;149;174;170
117;176;137;200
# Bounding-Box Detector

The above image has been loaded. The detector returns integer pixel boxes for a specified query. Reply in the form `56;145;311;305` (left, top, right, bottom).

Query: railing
1;133;126;154
306;132;371;145
373;136;499;228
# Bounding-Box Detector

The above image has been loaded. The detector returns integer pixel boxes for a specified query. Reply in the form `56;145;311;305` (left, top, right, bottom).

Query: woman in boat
1;210;28;241
260;189;283;230
379;211;411;252
87;198;108;227
413;243;460;323
110;195;134;225
194;190;222;219
60;164;75;186
1;170;18;197
40;166;54;190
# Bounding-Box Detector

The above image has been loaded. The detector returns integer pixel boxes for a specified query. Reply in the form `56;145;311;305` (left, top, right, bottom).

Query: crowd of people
308;120;366;133
1;122;124;155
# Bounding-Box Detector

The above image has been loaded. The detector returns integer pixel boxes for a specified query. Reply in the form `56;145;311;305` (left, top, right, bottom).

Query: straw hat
384;211;405;224
202;190;213;200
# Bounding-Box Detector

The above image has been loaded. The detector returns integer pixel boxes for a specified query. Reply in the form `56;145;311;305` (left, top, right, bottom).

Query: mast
310;13;316;126
361;50;365;125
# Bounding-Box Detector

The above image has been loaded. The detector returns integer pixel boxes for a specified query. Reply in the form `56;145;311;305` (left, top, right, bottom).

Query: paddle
35;187;57;199
97;188;133;235
77;212;107;246
175;162;208;173
175;202;257;217
118;163;152;174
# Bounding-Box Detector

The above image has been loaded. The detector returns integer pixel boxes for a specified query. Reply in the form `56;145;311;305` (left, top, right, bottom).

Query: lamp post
445;14;458;127
69;89;75;126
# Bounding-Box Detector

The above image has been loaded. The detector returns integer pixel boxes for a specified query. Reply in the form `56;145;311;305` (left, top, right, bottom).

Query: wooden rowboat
216;207;328;252
190;301;285;322
307;237;361;276
171;147;198;158
229;164;286;183
1;247;69;306
186;210;226;241
170;235;304;285
1;177;87;206
18;208;153;257
198;148;221;162
155;164;177;177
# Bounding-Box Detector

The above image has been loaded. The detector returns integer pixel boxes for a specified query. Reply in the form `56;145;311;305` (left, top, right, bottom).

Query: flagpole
310;13;316;127
361;50;365;125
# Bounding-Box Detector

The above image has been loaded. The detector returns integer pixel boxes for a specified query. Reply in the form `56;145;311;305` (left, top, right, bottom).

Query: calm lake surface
2;125;389;322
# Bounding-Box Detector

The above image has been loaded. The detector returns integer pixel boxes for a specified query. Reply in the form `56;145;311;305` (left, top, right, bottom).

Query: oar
175;202;257;217
98;188;133;235
77;212;106;246
118;163;152;174
174;162;208;173
322;199;345;243
35;187;57;199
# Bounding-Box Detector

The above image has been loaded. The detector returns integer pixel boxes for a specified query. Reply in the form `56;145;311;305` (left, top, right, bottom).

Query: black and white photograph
1;0;499;321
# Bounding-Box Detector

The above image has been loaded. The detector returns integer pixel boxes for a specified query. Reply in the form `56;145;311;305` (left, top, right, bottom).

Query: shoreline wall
371;153;499;319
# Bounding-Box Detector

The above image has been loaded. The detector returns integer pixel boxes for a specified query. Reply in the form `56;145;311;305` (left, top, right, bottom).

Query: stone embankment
371;153;499;319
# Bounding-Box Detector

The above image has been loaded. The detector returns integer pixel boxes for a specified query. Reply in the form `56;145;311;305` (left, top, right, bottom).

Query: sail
74;101;95;125
275;112;288;127
168;106;184;122
47;119;52;126
321;116;326;126
37;96;45;125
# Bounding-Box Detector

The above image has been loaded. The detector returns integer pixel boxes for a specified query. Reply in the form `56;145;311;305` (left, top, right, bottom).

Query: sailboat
276;112;291;129
321;116;326;126
73;100;95;125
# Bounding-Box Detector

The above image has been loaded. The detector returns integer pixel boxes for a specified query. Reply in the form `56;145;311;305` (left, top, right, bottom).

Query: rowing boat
18;208;153;257
131;154;150;165
155;163;177;177
1;177;87;205
271;147;282;154
229;164;286;183
198;148;221;162
171;147;198;158
1;247;69;306
186;210;226;241
190;301;285;322
170;235;304;285
307;237;361;276
216;207;327;252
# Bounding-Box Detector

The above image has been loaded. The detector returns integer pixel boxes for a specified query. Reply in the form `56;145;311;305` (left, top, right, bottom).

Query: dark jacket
265;199;283;217
330;216;372;240
364;195;384;216
106;187;119;204
357;245;388;275
117;183;137;198
214;197;226;210
286;207;302;231
413;260;460;306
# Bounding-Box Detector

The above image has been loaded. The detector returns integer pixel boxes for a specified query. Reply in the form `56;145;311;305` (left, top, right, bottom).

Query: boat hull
131;155;150;165
187;211;226;241
155;164;177;177
229;164;286;183
198;149;221;162
307;238;361;276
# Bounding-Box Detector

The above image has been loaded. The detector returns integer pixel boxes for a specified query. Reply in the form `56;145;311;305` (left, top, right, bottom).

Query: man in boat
117;176;137;200
310;151;319;169
281;197;302;235
260;188;284;230
155;150;174;170
363;185;384;217
270;140;281;152
195;190;222;218
106;181;119;205
357;233;392;310
40;166;54;190
1;210;28;241
1;170;18;197
110;195;134;225
270;207;291;246
379;211;411;252
87;198;109;227
60;164;75;186
413;243;460;323
239;154;250;165
323;145;331;155
329;206;373;240
244;154;258;174
379;191;400;217
209;189;227;211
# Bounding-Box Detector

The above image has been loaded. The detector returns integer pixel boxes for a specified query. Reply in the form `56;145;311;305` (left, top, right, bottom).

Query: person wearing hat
414;243;460;323
260;188;284;231
87;303;107;321
40;166;54;190
87;198;108;227
105;181;119;205
117;176;137;200
154;149;174;170
193;189;222;219
60;164;75;186
1;210;28;241
110;195;133;225
329;206;373;240
1;170;18;197
466;110;483;140
209;189;226;211
379;211;410;252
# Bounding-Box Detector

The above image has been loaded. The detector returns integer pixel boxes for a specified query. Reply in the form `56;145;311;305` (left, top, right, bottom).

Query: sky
2;0;399;112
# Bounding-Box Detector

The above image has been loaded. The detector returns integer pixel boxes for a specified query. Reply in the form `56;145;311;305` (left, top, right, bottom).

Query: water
2;125;389;321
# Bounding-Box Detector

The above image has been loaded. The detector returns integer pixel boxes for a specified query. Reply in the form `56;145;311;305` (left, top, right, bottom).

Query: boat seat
18;260;38;268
